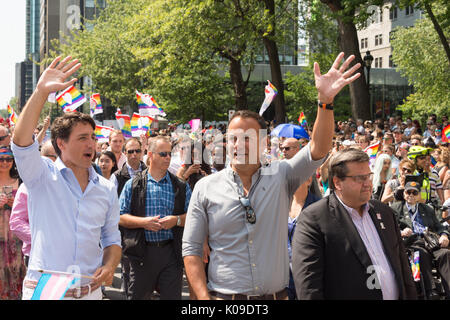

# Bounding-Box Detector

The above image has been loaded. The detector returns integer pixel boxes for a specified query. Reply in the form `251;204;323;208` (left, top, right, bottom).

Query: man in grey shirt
182;52;362;300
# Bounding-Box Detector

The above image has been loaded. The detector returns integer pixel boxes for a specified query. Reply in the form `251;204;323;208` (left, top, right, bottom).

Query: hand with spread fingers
36;56;81;95
314;52;361;104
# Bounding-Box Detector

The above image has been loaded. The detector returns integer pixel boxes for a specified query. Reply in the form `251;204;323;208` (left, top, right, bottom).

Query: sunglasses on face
280;146;295;152
0;157;13;163
127;149;142;155
0;134;9;141
239;196;256;224
157;151;171;158
406;190;419;196
401;167;413;174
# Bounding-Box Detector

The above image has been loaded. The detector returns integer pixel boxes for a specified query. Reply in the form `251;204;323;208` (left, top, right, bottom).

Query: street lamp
363;51;374;119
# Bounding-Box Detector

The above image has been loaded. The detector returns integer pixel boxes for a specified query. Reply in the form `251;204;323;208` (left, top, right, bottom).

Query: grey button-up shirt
182;144;324;295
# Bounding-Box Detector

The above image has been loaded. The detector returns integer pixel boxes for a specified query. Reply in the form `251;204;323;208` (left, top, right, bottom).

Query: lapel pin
380;222;386;229
376;213;382;220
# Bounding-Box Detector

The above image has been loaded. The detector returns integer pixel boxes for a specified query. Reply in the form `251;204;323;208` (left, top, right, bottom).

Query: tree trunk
263;0;286;124
336;17;372;120
229;56;248;110
423;1;450;65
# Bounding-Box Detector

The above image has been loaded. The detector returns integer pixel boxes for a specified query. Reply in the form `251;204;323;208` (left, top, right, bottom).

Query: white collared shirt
336;195;399;300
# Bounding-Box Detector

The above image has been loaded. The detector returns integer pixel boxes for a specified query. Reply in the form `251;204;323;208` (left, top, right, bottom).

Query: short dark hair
328;149;369;189
229;110;267;130
124;137;142;150
51;112;96;156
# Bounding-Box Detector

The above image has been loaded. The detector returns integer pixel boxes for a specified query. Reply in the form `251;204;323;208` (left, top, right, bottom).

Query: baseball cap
405;181;420;193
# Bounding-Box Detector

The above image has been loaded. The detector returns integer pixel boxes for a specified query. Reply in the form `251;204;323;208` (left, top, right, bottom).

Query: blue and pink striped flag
31;273;80;300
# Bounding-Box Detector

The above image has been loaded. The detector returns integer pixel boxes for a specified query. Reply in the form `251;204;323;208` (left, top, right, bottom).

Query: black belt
146;239;173;247
209;289;288;300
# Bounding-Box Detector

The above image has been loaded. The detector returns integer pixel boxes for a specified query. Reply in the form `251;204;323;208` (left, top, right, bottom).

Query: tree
390;4;450;120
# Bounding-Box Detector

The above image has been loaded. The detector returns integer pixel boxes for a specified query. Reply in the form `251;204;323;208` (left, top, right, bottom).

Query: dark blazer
114;161;147;197
390;201;450;237
292;192;417;300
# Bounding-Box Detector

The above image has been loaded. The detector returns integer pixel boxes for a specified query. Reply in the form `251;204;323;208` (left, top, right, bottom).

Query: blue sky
0;1;26;109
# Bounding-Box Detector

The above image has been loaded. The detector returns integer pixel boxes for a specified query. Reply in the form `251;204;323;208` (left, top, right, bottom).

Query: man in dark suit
391;181;450;299
292;149;417;300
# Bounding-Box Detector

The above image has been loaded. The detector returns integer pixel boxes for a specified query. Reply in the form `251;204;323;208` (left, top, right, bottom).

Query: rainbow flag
364;141;380;159
259;80;278;116
56;85;86;112
411;251;420;282
131;112;153;137
31;273;80;300
443;124;450;142
95;125;114;143
298;112;307;128
430;156;437;169
7;105;19;125
188;118;201;132
115;109;132;138
135;90;166;117
90;93;103;116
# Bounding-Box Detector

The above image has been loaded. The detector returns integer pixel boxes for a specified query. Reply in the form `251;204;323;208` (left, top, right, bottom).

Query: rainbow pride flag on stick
411;251;421;282
115;108;132;138
131;112;153;137
364;141;380;159
90;93;103;117
95;125;114;143
259;80;278;116
443;124;450;142
56;85;86;112
298;112;307;128
31;272;80;300
136;90;166;117
7;105;19;125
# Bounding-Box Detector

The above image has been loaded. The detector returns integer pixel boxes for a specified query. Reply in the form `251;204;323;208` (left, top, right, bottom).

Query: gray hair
148;135;171;152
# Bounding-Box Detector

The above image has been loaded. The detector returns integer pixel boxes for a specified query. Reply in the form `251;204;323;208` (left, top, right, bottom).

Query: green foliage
391;4;450;120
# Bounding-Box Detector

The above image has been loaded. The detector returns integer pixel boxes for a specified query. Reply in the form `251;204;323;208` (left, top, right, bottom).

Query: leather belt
146;239;173;247
24;279;100;299
210;288;288;300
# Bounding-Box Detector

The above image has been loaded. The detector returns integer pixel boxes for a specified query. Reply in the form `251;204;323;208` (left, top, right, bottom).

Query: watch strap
318;101;334;110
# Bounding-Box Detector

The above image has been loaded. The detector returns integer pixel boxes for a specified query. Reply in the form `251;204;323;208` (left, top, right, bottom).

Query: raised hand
314;52;361;104
36;56;81;95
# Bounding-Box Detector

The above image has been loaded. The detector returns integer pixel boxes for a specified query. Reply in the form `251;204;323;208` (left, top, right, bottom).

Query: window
389;55;396;68
389;7;397;20
361;38;368;49
375;57;383;68
375;34;383;46
405;5;414;16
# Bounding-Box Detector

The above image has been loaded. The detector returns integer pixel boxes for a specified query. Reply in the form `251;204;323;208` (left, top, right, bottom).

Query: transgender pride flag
31;273;80;300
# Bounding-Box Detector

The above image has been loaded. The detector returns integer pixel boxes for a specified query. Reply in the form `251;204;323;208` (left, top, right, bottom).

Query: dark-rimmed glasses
239;196;256;224
406;190;419;196
157;151;171;158
401;167;412;174
0;134;9;141
0;157;13;163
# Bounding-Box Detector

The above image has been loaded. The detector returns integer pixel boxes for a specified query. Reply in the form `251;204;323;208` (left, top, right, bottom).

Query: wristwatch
176;216;181;226
318;101;334;110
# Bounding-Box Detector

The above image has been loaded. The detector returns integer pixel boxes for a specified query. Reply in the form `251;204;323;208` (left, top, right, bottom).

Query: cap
405;181;420;193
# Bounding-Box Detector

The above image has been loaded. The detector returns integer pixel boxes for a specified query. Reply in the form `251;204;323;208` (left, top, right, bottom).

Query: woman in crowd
372;153;392;200
98;151;119;189
381;158;415;205
0;146;26;299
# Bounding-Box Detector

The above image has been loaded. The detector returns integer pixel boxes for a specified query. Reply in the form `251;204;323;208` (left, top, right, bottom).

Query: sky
0;1;26;109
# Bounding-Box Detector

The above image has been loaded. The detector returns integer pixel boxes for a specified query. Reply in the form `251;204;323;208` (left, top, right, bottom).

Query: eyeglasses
239;196;256;224
401;167;413;174
157;151;171;158
0;134;9;141
127;149;142;155
280;146;295;152
342;172;374;183
44;154;58;160
406;190;419;196
0;157;13;163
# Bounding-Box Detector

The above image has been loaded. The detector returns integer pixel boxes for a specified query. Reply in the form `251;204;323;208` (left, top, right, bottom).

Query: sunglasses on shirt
239;196;256;224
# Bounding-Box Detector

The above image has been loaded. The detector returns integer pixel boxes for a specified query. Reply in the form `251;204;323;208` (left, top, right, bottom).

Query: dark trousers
409;244;450;297
127;243;183;300
121;255;130;298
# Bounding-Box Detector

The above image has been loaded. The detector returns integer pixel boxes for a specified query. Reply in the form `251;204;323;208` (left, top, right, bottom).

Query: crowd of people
0;53;449;301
